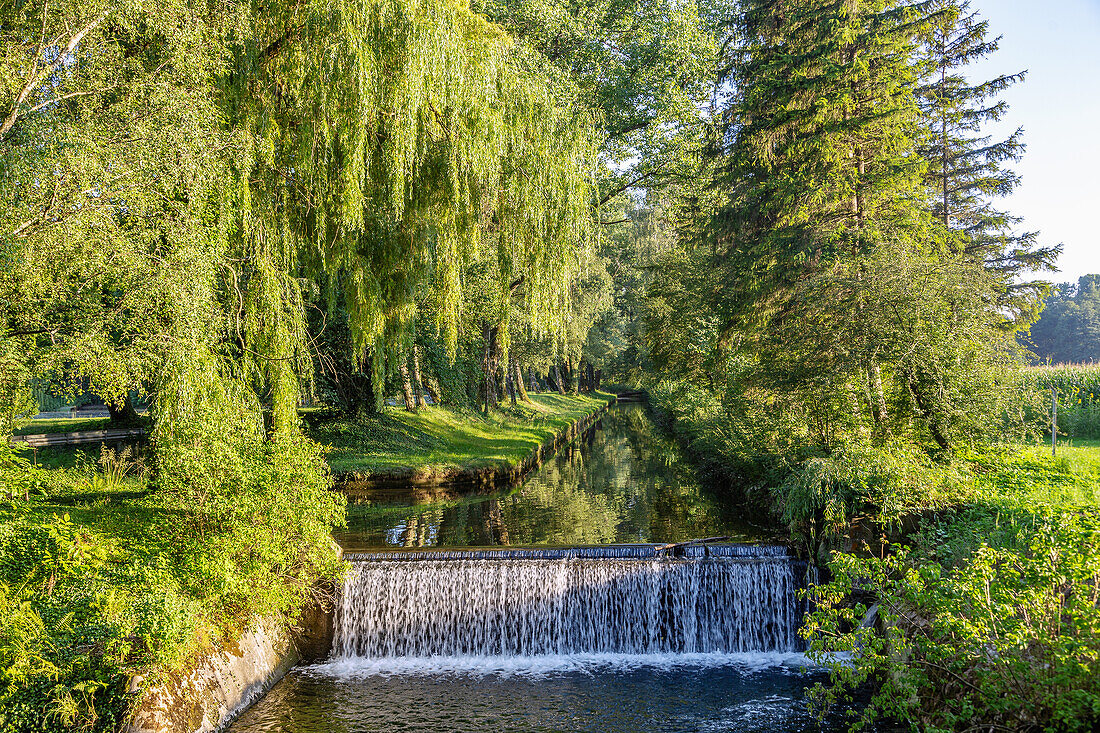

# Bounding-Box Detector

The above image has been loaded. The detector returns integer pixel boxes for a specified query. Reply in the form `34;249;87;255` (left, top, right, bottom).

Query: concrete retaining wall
125;592;335;733
124;618;296;733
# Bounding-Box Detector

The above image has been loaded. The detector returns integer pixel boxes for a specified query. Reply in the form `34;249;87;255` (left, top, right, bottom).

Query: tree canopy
1027;275;1100;364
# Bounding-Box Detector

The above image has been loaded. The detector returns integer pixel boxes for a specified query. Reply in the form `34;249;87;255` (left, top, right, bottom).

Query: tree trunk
907;375;949;451
528;367;539;393
425;375;442;406
552;364;566;395
107;392;141;425
411;345;428;408
594;368;602;391
586;362;595;393
340;348;378;416
399;357;416;412
511;355;530;402
482;323;492;413
482;322;500;413
868;361;889;435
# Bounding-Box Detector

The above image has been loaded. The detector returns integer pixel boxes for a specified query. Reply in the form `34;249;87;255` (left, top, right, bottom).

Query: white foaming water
332;549;808;666
306;651;820;679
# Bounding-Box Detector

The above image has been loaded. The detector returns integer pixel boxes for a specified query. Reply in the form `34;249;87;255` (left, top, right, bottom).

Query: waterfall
332;544;808;659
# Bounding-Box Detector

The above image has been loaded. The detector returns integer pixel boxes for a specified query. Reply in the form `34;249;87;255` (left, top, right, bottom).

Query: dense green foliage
1;0;1089;729
0;0;612;728
639;0;1045;463
608;0;1088;729
805;446;1100;732
1027;275;1100;365
0;440;343;731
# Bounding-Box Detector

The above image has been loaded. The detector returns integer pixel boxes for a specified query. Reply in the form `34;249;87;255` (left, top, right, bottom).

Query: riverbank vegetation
805;444;1100;732
0;0;647;728
594;0;1098;729
2;0;1096;730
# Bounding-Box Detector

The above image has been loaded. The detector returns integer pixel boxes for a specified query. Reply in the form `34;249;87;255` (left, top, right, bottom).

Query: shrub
806;507;1100;732
0;421;345;731
0;515;131;733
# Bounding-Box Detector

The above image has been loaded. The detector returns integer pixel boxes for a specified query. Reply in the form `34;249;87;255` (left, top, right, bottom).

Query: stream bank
125;592;336;733
327;393;616;491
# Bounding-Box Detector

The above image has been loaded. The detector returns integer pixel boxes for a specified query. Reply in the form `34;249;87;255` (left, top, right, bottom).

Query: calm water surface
336;403;778;550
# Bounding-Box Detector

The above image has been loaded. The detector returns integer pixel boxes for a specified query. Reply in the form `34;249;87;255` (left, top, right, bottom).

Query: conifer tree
916;0;1059;321
702;0;929;433
710;0;928;316
683;0;1026;452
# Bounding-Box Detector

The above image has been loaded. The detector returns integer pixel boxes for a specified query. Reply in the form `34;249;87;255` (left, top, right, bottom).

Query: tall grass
1023;363;1100;439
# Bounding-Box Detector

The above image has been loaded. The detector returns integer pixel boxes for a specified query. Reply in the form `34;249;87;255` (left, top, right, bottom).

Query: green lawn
976;440;1100;509
311;392;614;477
14;417;114;435
13;415;152;436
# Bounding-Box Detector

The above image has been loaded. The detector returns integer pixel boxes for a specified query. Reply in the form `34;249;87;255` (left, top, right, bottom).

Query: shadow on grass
311;394;613;474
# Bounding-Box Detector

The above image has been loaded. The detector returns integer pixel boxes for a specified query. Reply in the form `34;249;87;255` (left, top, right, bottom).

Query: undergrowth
648;379;1100;732
0;436;345;732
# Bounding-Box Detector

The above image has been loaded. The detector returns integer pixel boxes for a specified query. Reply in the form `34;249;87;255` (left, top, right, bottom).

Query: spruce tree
710;0;927;319
703;0;931;441
689;0;1027;452
916;0;1059;320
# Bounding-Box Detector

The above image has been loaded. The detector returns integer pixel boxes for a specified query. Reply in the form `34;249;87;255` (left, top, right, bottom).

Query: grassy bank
0;435;343;732
310;392;615;479
806;443;1100;731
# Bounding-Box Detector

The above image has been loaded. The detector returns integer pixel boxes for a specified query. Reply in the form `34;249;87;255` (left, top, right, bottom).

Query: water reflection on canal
223;402;864;733
336;402;778;550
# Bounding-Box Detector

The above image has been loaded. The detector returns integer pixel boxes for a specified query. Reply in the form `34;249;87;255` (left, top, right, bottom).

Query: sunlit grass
14;417;113;435
312;392;615;476
970;441;1100;510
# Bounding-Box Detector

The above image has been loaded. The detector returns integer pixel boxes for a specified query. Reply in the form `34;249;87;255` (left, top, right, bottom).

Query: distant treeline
1025;275;1100;364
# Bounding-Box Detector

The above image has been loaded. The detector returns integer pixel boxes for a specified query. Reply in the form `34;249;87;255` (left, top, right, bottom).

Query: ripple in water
227;660;862;733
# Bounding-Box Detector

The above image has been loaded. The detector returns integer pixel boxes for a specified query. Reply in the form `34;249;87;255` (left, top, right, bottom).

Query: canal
228;403;866;733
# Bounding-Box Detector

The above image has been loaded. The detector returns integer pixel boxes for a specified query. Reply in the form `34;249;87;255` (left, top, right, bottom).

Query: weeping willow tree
218;0;598;417
2;0;597;434
2;0;599;608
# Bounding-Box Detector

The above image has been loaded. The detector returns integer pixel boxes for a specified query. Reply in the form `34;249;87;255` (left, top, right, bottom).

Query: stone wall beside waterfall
125;600;333;733
124;618;296;733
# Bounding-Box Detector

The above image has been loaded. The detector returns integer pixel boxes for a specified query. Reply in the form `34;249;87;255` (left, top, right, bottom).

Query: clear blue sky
970;0;1100;284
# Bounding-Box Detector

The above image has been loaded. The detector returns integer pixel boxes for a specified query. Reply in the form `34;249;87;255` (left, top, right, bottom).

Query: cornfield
1022;364;1100;438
